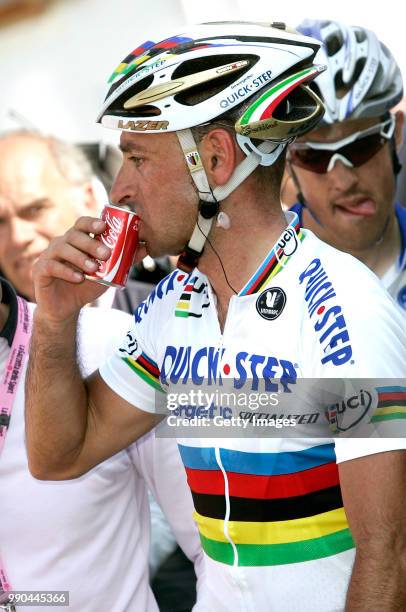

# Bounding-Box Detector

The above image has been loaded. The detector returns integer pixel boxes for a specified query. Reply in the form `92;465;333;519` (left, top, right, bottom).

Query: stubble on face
294;118;397;253
115;132;198;258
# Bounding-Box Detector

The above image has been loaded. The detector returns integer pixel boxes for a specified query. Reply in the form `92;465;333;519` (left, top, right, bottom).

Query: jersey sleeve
334;438;406;463
99;295;166;414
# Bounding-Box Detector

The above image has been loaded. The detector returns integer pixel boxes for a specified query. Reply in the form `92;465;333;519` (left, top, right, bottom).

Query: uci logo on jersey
160;345;297;392
277;227;298;257
299;258;353;366
325;389;373;433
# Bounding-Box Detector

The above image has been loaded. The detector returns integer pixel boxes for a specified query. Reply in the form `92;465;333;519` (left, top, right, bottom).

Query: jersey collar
0;278;18;347
239;211;304;296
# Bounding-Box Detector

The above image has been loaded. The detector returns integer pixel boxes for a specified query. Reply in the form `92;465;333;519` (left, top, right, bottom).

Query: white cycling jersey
100;212;406;612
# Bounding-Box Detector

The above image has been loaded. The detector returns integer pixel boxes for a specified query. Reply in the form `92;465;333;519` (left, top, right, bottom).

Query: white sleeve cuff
334;437;406;463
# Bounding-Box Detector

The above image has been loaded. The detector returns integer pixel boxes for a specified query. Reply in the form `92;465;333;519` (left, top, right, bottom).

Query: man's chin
146;244;183;259
331;227;385;254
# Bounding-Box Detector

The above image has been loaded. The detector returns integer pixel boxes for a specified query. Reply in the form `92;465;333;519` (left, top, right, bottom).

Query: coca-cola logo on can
101;211;124;248
86;204;140;288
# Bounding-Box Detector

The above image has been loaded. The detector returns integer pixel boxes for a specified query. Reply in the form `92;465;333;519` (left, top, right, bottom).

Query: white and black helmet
98;21;326;269
297;19;403;123
98;21;325;140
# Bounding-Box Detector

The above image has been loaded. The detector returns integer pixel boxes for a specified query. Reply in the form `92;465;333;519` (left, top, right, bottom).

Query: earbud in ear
216;212;231;230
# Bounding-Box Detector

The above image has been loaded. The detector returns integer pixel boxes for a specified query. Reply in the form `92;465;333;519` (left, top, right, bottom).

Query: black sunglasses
288;116;395;174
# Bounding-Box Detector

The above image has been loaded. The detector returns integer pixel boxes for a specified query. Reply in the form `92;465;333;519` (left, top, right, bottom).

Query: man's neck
0;302;10;335
349;215;401;278
198;192;287;328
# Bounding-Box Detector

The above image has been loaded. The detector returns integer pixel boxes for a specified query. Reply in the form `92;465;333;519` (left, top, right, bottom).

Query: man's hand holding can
32;204;143;324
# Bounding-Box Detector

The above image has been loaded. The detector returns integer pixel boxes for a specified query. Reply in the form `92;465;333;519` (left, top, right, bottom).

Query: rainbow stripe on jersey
179;443;354;566
371;386;406;423
175;280;196;318
240;214;304;296
123;352;162;391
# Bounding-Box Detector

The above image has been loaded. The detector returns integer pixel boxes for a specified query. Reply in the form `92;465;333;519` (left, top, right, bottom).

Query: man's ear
394;110;405;152
199;128;238;187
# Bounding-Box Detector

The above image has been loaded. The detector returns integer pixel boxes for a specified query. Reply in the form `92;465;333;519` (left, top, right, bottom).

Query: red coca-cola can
85;203;140;288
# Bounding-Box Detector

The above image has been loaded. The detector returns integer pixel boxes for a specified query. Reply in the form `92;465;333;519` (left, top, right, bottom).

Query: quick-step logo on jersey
134;270;179;323
299;259;353;366
134;271;210;322
160;345;297;392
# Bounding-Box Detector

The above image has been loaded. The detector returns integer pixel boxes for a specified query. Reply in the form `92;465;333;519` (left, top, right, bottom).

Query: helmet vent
355;28;367;43
334;58;366;96
370;64;384;95
108;73;154;98
272;87;318;121
106;75;154;110
325;32;344;56
309;80;322;100
129;104;161;116
172;54;256;79
381;42;391;60
173;55;257;106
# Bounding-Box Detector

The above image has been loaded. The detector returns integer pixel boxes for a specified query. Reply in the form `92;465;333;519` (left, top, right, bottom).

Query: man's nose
327;157;359;192
109;165;136;208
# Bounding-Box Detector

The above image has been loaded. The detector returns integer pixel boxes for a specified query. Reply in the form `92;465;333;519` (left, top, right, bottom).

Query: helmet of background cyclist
296;19;403;123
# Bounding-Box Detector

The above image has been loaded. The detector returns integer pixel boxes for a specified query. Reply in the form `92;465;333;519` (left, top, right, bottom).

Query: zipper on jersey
214;446;239;566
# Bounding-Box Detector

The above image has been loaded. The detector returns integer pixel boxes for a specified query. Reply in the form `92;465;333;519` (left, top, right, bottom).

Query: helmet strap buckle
236;134;288;167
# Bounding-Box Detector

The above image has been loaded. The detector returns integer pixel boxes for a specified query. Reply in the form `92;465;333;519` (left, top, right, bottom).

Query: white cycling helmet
98;21;326;269
297;19;403;123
